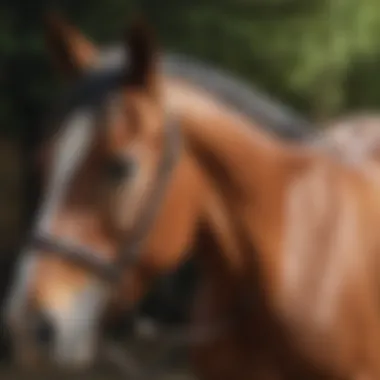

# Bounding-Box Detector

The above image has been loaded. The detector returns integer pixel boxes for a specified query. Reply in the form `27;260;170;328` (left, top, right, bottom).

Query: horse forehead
48;69;128;179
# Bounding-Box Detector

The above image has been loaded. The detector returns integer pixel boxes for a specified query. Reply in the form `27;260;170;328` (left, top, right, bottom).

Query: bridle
17;76;233;378
19;112;232;379
27;114;181;282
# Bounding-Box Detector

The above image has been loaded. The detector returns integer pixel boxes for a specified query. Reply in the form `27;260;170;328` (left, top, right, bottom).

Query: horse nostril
34;312;55;346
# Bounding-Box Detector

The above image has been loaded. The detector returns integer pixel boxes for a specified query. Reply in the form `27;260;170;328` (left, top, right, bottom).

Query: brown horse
5;14;380;380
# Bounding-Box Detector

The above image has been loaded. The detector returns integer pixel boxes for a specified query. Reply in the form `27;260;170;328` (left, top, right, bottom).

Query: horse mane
43;44;315;140
160;53;314;139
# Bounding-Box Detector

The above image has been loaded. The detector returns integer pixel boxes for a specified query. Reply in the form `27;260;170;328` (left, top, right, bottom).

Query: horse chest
190;284;329;380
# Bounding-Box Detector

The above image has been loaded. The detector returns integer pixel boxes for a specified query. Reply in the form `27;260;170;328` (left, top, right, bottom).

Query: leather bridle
27;116;181;282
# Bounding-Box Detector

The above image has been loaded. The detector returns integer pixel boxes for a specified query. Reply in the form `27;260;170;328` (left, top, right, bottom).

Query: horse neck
164;80;299;294
164;79;287;199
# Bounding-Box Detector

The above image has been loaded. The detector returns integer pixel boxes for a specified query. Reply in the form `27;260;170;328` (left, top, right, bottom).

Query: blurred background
1;0;380;377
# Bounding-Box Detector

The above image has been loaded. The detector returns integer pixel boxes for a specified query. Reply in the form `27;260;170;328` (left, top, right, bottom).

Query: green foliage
2;0;380;137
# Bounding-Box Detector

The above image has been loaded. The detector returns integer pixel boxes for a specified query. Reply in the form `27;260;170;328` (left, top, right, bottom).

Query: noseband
28;116;181;282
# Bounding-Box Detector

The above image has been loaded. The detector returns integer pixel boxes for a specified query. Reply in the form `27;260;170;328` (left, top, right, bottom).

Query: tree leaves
2;0;380;137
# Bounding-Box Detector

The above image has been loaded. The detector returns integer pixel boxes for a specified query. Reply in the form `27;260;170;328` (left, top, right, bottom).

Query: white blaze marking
36;109;95;234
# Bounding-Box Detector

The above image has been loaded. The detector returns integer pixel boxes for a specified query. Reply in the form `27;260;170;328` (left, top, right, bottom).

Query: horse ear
125;16;159;95
43;11;98;79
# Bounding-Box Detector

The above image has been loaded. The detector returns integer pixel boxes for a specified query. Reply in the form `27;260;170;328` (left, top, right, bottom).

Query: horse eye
104;156;134;182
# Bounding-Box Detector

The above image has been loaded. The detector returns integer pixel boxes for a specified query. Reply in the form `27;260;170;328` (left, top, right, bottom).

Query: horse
3;12;316;368
28;14;314;342
1;15;315;373
5;13;380;380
